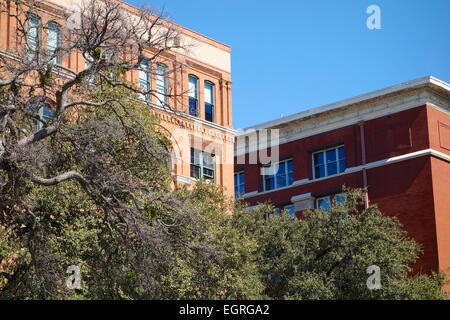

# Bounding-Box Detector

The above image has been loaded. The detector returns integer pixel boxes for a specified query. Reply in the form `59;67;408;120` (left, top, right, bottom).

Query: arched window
47;22;61;65
204;81;215;123
26;14;41;60
156;63;168;106
188;75;199;117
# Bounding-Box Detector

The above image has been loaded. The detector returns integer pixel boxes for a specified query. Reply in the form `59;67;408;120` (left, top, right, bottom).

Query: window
335;193;347;206
263;159;294;191
190;148;215;181
27;15;41;59
316;193;347;211
139;58;151;102
204;81;215;122
84;52;96;83
47;22;61;64
234;172;245;198
283;205;296;217
188;75;199;117
36;104;54;130
313;146;346;179
271;205;295;218
156;63;168;106
316;196;331;211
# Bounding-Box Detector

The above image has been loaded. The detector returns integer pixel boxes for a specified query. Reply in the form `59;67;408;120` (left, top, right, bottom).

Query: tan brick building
0;0;236;197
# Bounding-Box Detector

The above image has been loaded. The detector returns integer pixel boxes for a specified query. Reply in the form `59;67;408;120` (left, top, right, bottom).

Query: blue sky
129;0;450;129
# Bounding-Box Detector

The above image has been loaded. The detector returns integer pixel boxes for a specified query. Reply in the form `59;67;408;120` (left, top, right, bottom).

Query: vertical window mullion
200;152;204;179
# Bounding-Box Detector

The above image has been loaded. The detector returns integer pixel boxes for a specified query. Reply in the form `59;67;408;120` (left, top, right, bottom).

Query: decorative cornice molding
243;76;450;132
236;89;450;156
151;104;237;143
0;50;76;80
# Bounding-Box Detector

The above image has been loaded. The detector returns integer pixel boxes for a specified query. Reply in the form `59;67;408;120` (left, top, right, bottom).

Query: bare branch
24;170;88;187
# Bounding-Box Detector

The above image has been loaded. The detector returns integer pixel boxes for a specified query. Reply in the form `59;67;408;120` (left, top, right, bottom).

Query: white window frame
204;81;215;123
234;171;245;198
263;159;294;192
188;75;199;117
36;104;54;131
316;196;331;211
26;14;41;60
47;21;61;65
156;63;168;106
316;193;348;211
139;58;151;102
283;204;296;217
334;193;348;205
312;145;346;180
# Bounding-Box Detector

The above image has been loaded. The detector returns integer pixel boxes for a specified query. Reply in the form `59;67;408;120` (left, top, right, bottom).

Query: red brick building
235;76;450;275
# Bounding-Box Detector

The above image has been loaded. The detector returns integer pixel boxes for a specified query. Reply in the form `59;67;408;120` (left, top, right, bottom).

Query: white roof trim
241;76;450;132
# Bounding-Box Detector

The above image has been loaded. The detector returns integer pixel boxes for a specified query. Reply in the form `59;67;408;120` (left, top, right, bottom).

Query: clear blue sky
129;0;450;129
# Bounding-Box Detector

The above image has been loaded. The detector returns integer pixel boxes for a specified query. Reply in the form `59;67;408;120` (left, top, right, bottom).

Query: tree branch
24;170;88;187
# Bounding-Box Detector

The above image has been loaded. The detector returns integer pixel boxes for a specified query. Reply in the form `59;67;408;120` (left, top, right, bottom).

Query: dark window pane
284;205;296;217
314;152;324;166
315;164;325;178
276;174;287;188
339;159;346;173
205;102;214;122
265;176;275;191
327;162;338;176
338;146;346;160
318;198;331;211
326;149;337;163
203;168;214;179
190;165;200;179
287;160;294;185
287;160;294;173
277;161;286;175
239;183;245;194
335;194;347;205
42;105;54;121
189;97;198;117
190;148;195;164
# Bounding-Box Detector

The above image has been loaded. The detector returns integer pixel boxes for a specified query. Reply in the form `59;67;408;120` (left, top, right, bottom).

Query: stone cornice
236;88;450;157
151;104;236;144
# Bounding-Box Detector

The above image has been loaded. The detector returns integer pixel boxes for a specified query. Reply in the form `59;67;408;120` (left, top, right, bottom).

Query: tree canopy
0;0;447;300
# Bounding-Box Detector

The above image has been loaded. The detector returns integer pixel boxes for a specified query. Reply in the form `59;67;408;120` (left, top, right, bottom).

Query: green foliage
234;189;448;300
160;183;264;300
1;82;446;300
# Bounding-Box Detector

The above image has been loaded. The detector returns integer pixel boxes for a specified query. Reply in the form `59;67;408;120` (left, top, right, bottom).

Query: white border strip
242;148;450;199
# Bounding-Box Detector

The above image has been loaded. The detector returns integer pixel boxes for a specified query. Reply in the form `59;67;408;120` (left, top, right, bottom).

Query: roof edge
242;76;450;132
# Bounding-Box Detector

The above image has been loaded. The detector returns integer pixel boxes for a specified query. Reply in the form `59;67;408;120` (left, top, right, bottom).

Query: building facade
235;76;450;274
0;0;236;197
